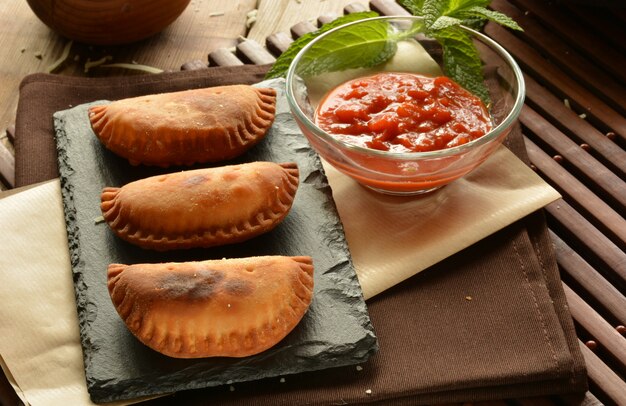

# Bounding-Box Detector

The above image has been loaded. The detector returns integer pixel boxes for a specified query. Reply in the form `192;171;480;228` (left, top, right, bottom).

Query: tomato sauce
315;72;492;153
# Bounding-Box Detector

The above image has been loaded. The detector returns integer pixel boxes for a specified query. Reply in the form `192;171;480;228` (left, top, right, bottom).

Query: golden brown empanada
101;161;299;250
88;85;276;167
107;256;314;358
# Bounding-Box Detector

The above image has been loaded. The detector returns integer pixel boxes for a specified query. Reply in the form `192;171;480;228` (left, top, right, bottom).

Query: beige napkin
0;180;92;405
0;181;150;406
0;149;559;405
324;145;561;299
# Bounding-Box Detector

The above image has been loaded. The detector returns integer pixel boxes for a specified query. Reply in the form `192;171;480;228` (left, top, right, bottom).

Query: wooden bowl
26;0;192;45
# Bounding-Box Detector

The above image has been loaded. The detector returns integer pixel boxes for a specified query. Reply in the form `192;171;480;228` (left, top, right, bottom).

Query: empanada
88;85;276;167
107;256;314;358
101;161;299;250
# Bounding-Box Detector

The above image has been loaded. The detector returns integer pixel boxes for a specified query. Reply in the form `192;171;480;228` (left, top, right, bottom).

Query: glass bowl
286;16;525;195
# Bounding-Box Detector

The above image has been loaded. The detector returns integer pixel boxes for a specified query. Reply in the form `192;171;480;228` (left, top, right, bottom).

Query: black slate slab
53;79;378;403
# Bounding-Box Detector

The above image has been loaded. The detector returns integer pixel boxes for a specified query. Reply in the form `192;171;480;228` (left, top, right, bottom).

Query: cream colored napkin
323;145;561;299
0;181;149;406
0;149;559;405
0;180;93;405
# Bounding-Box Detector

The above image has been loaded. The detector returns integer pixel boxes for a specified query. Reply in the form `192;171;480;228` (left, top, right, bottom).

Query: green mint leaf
460;7;523;31
458;16;487;30
418;1;521;103
397;0;426;15
265;0;521;107
435;27;491;104
295;18;397;77
434;0;489;30
445;0;489;15
264;11;379;79
430;15;463;31
422;0;448;28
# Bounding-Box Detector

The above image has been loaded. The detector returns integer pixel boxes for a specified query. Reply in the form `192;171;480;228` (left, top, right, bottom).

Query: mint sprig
401;0;523;102
436;27;490;102
265;1;522;104
294;17;397;77
265;12;379;79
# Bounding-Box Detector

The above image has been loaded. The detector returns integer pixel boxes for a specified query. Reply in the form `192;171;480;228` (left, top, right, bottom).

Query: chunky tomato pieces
315;72;492;152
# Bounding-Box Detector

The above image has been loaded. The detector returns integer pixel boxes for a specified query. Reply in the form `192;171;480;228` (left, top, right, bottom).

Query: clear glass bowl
286;16;525;195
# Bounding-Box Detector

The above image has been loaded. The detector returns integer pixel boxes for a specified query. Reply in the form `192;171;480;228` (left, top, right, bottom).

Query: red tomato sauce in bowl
315;72;492;153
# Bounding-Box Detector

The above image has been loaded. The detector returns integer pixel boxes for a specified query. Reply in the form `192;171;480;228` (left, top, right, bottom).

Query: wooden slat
563;283;626;371
552;231;626;326
208;48;244;67
484;23;626;145
236;40;276;65
509;0;626;85
562;4;626;54
344;2;369;13
578;340;626;406
266;32;294;56
369;0;411;16
545;200;626;289
247;0;369;45
521;72;626;180
318;13;340;25
524;137;626;250
520;105;626;211
290;21;318;39
491;0;626;115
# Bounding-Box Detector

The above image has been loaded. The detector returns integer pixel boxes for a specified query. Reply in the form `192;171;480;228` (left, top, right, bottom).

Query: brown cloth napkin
13;65;587;405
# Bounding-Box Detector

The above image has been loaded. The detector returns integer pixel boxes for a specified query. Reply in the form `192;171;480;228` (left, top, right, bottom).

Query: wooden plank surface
0;1;251;141
0;0;365;138
553;230;626;326
521;71;626;179
509;0;626;85
523;136;626;250
484;23;626;145
0;0;367;191
563;284;626;372
579;340;626;406
492;1;626;402
492;0;626;114
246;0;369;44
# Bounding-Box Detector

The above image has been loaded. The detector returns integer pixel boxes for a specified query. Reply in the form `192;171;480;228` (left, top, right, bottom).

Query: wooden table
1;1;625;405
0;0;368;189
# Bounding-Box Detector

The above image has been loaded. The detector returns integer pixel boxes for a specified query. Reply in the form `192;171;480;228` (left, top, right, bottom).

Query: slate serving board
53;79;378;403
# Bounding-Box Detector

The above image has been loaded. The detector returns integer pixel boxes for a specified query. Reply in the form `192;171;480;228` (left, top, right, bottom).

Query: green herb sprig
266;1;521;103
400;0;522;101
265;11;380;79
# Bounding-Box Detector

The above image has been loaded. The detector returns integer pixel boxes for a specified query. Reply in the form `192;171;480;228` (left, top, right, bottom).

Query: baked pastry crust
100;161;299;250
107;256;314;358
88;85;276;167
